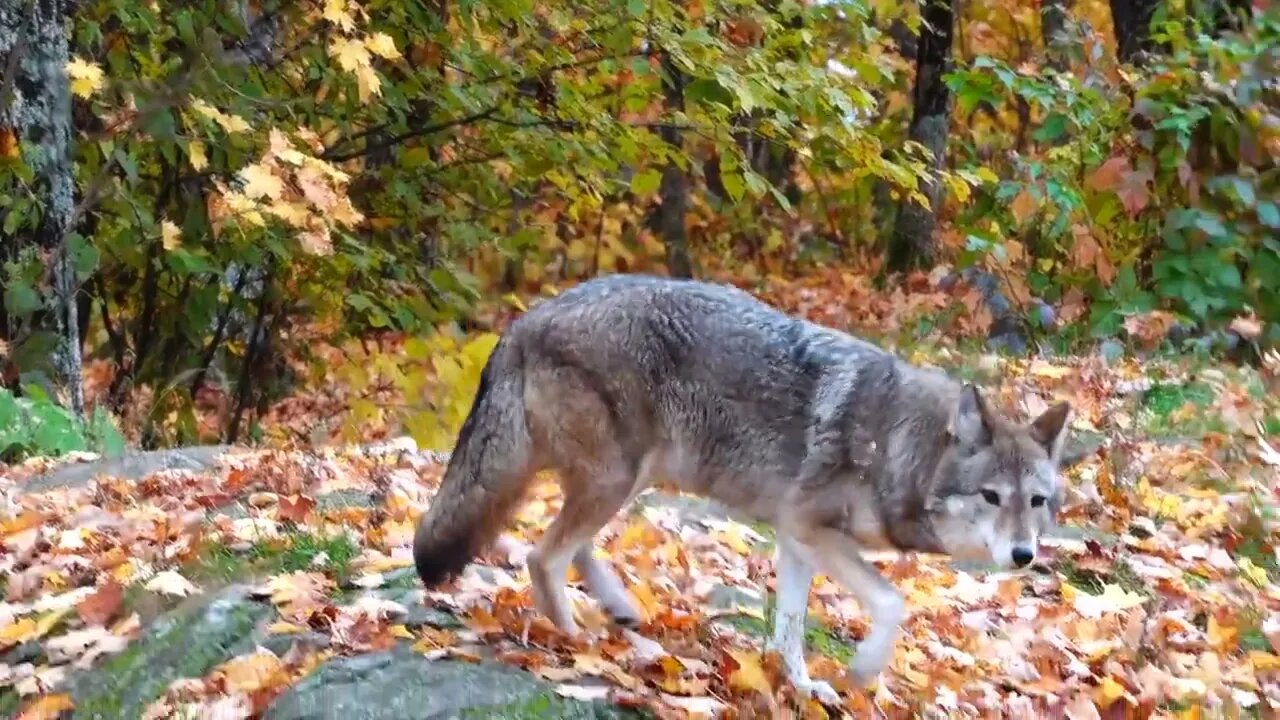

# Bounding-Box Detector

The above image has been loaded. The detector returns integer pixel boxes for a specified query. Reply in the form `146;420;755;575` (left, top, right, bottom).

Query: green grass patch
715;592;858;664
184;530;361;587
1139;381;1224;438
1056;556;1151;599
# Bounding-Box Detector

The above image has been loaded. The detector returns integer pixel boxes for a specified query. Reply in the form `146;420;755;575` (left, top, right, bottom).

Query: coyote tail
413;340;533;587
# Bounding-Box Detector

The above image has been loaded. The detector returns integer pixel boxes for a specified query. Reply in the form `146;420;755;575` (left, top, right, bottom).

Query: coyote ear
949;383;993;446
1031;400;1072;463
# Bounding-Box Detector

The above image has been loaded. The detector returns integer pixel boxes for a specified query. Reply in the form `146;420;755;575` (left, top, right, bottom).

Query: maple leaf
144;570;199;598
65;57;105;98
323;0;356;32
330;37;372;73
365;32;401;60
239;163;285;201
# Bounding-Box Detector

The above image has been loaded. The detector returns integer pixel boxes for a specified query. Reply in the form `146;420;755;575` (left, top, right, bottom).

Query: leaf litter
4;282;1280;719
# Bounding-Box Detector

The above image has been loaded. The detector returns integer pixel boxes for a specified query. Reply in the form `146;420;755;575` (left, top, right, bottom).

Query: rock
265;646;645;719
23;445;233;493
705;583;765;613
65;585;273;719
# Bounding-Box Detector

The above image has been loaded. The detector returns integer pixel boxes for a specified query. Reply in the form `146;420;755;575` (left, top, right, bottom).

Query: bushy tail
413;341;534;587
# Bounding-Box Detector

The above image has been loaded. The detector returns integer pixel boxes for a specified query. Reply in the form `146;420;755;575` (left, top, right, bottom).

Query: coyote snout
411;274;1081;705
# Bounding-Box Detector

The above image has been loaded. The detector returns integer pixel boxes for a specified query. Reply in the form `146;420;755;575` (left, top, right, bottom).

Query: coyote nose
1011;546;1035;567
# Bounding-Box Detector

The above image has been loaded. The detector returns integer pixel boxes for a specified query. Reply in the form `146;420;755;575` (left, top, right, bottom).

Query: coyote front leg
791;527;907;687
768;536;840;705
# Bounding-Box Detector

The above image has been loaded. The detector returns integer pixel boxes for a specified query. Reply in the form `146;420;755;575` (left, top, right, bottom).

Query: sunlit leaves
64;57;105;99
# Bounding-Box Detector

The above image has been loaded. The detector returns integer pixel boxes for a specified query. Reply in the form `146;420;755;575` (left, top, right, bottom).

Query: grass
715;590;859;664
185;530;362;587
1055;555;1151;600
1139;380;1225;438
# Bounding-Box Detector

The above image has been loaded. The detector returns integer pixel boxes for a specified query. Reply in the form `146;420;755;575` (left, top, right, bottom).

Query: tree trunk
1108;0;1162;64
1041;0;1071;70
657;51;693;279
0;0;82;414
887;0;956;274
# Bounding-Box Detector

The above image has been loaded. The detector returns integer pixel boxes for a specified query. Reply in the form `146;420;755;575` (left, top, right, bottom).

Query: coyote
413;274;1076;703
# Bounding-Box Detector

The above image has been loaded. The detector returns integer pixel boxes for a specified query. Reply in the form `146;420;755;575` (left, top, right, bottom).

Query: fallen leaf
144;570;200;598
76;581;124;627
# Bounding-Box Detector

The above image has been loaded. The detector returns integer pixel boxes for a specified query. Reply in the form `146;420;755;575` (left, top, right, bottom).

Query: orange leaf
76;581;124;627
1010;189;1039;225
16;693;74;720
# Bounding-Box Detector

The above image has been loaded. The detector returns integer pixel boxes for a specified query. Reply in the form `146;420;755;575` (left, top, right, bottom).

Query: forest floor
4;271;1280;719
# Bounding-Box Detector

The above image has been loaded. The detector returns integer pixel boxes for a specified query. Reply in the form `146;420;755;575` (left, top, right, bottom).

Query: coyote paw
793;677;840;705
847;651;887;688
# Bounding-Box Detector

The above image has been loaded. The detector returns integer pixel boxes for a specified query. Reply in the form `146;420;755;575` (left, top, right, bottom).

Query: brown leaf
1116;168;1153;217
75;581;124;627
278;494;317;523
1070;224;1116;285
1087;156;1130;192
1010;189;1039;225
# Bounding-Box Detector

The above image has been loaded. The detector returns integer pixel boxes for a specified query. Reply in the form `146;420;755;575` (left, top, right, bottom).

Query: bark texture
0;0;82;413
887;0;956;273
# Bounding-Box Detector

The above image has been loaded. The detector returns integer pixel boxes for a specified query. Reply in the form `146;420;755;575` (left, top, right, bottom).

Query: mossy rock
265;646;649;719
66;585;273;719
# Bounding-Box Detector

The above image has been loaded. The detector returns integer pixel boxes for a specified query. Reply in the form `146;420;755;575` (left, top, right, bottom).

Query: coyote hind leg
526;465;639;634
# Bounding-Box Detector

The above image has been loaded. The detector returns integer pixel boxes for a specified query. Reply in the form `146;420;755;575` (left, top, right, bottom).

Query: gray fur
413;273;1076;699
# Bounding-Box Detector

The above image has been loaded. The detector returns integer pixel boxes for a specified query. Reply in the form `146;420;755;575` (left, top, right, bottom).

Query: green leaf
630;168;662;196
1033;113;1068;143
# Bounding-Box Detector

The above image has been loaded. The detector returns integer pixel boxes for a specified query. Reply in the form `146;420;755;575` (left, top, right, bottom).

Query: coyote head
925;384;1072;569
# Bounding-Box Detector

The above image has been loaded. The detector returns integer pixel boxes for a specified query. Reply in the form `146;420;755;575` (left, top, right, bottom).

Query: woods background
0;0;1275;455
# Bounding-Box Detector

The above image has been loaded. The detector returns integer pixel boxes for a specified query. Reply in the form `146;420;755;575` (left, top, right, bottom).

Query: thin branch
320;106;501;161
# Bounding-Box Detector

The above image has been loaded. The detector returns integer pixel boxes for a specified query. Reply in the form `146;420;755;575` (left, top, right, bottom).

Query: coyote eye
1031;495;1047;508
980;490;1001;506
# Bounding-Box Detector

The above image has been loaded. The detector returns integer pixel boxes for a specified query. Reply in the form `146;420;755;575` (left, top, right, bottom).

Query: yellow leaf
239;163;284;201
727;649;773;695
161;220;182;250
267;621;305;635
330;37;372;72
0;618;37;648
390;624;415;639
215;649;288;693
188;140;208;171
355;64;382;102
1248;650;1280;671
65;57;105;98
1095;675;1129;708
323;0;356;31
1238;557;1269;588
365;32;401;59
